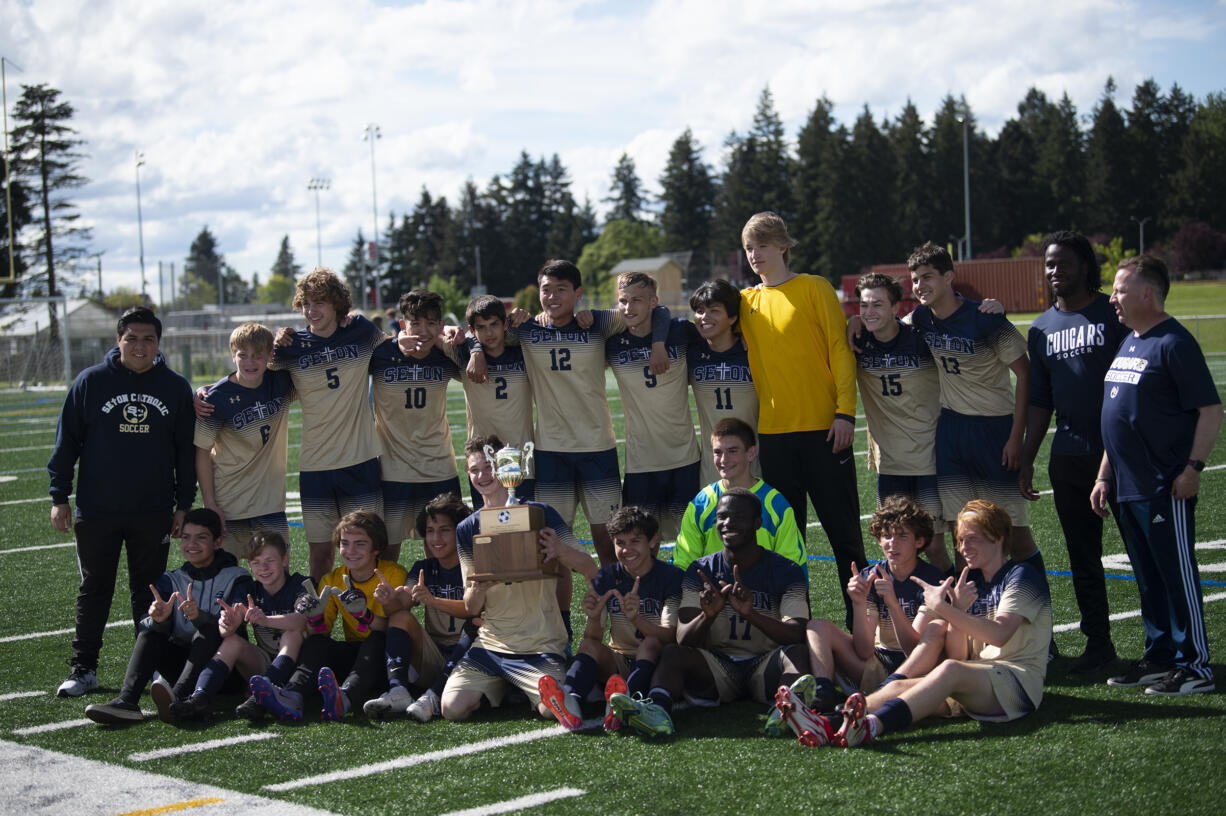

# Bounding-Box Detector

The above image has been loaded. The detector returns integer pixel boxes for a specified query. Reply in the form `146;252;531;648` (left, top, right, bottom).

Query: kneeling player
833;500;1052;746
610;488;810;737
538;506;683;731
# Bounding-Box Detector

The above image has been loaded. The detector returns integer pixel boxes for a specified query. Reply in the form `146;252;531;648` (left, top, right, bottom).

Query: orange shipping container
841;257;1049;317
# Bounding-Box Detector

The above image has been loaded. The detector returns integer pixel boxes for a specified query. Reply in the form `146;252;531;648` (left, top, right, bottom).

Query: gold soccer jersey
856;321;941;475
194;370;295;520
369;341;460;483
591;560;684;655
606;319;700;473
450;343;535;448
682;550;809;658
270;314;383;471
688;336;759;485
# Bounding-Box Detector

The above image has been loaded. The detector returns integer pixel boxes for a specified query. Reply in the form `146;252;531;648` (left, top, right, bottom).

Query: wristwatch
1188;459;1206;472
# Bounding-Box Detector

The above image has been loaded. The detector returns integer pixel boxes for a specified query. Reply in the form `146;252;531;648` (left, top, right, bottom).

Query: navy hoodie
48;346;196;518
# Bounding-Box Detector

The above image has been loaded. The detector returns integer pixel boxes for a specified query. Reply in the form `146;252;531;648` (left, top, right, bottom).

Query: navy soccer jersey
1101;317;1221;501
591;559;684;654
250;571;310;656
407;558;468;646
863;559;946;654
683;549;810;658
1028;294;1128;456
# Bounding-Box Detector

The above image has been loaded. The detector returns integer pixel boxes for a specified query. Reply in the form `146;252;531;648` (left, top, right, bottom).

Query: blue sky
2;0;1223;298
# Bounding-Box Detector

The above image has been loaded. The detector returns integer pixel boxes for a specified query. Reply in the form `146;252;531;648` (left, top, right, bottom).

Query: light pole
134;150;147;302
307;177;330;267
957;114;972;260
363;123;381;311
1130;215;1152;255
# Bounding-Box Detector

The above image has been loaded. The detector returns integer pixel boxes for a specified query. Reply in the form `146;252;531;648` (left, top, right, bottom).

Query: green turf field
1;303;1225;816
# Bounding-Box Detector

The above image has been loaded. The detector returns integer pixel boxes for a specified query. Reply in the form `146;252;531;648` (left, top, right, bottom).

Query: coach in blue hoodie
48;307;196;698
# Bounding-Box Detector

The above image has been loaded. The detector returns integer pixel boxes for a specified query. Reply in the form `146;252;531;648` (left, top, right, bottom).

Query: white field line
439;787;586;816
0;691;45;702
0;542;74;555
0;619;127;643
129;732;279;762
263;718;601;792
1053;590;1226;633
12;717;98;735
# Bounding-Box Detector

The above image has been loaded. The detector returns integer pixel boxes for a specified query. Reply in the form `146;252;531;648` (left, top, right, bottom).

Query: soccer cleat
169;693;211;721
363;684;414;719
318;667;350;721
603;675;628;732
609;692;675;738
538;675;583;731
250;675;303;722
407;688;441;723
773;685;833;747
57;668;98;698
1107;660;1171;688
833;692;871;747
149;676;176;723
765;675;820;737
1144;667;1216;696
84;698;144;725
234;694;266;721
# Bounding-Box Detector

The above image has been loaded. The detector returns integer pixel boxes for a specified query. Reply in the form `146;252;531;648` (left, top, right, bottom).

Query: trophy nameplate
469;504;559;582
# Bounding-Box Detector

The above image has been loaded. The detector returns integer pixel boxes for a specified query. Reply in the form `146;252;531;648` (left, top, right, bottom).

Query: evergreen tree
341;229;370;297
928;95;973;256
9;83;92;338
270;235;302;279
813;124;854;282
1169;92;1226;229
1;155;32;299
793;96;838;278
1085;78;1131;237
1125;79;1165;249
658;128;716;283
604;153;646;224
714;87;794;259
1039;93;1086;230
843;107;897;273
502;152;550;284
183;226;248;307
888;100;931;258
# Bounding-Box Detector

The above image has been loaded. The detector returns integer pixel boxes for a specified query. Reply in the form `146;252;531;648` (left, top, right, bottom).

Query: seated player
610;488;810;737
84;508;254;724
687;278;759;486
674;418;804;572
250;510;409;721
194;323;295;557
441;434;598;723
799;496;946;717
166;531;310;721
538;506;683;732
370;290;462;560
364;492;476;721
832;500;1053;747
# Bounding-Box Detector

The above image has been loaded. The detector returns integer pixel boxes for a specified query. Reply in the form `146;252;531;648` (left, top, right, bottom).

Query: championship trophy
469;442;558;582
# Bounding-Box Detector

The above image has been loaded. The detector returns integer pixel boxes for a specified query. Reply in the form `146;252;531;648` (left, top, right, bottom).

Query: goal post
0;295;71;388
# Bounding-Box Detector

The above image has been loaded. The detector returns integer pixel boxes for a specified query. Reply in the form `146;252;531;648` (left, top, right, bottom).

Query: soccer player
538;505;683;732
1020;232;1129;673
674;417;804;572
829;500;1052;747
364;492;475;721
688;278;759;486
441;434;598;723
607;271;700;541
249;510;409;721
904;242;1043;572
1091;255;1222;695
610;488;810;738
49;306;196;698
469;259;669;566
371;289;462;559
853;272;950;571
83;508;254;724
737;212;866;628
168;531;309;721
801;496;947;715
194;323;295;557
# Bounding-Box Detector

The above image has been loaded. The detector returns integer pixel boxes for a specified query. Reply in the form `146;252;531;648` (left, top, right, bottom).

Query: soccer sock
385;627;415;689
814;676;836;700
565;653;598;700
193;658;229;700
627;659;656;696
561;611;574;643
880;672;907;688
266;654;296;687
648;687;673;714
874;698;913;735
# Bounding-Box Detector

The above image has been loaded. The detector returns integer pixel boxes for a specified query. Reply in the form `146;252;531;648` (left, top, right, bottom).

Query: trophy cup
470;442;556;583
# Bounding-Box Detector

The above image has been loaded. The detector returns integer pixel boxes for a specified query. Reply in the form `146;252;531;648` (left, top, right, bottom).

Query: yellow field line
111;797;224;816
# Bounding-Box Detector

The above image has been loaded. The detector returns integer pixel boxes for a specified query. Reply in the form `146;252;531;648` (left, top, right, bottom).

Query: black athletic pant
1049;452;1112;648
118;626;222;705
284;631;388;705
759;430;867;629
71;512;172;672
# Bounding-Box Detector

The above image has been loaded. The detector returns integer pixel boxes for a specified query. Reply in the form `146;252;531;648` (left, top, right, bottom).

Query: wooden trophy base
470;503;559;583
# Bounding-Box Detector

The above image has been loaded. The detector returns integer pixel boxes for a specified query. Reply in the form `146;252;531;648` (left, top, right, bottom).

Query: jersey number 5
879;373;901;396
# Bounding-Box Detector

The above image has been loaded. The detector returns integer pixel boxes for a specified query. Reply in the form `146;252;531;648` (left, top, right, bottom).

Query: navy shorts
876;473;943;524
299;458;383;542
622;461;700;540
935;410;1028;525
534;448;621;526
383;475;464;544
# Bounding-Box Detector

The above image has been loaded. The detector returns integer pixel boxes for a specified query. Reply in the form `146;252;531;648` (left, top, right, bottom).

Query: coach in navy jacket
47;307;196;697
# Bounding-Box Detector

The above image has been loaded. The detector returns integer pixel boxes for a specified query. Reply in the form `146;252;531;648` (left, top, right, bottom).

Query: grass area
1;304;1225;815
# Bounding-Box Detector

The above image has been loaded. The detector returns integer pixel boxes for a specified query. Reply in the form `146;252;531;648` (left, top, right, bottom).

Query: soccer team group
47;212;1221;749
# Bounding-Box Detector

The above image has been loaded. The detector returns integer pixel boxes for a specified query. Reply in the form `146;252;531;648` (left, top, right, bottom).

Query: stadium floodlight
135;151;147;302
1130;215;1152;255
362;123;381;310
956;113;971;261
307;178;330;267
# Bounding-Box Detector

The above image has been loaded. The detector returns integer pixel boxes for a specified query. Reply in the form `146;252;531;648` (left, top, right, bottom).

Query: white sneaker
407;688;440;722
57;668;98;698
363;684;414;718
